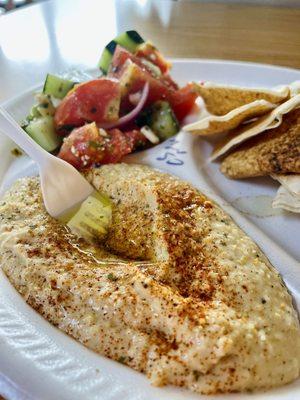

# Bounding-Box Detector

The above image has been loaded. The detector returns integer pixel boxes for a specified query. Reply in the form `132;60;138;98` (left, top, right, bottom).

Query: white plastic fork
0;106;112;239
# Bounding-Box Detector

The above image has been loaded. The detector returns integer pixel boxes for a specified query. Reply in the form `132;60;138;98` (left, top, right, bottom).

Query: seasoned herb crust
0;164;299;394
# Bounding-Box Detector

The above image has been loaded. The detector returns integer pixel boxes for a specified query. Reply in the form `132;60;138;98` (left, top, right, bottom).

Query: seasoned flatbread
220;108;300;178
211;94;300;160
183;100;275;136
195;81;289;116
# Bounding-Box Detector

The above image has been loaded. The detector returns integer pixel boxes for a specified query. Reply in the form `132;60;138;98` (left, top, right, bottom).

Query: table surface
0;1;300;399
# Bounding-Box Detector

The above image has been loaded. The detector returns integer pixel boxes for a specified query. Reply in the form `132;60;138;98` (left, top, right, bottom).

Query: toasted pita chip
220;108;300;179
211;94;300;161
289;81;300;97
195;81;290;116
272;184;300;213
183;100;275;136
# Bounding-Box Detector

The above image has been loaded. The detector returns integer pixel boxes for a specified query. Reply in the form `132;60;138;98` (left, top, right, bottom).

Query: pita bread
271;174;300;197
183;100;275;136
272;184;300;213
271;174;300;213
220;108;300;179
289;81;300;97
195;81;290;116
211;94;300;161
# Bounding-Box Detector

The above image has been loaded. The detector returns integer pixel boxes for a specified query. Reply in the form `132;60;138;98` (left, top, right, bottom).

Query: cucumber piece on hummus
66;191;112;241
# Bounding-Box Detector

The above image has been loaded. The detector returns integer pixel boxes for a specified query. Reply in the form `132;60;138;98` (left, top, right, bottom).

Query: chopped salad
22;30;198;170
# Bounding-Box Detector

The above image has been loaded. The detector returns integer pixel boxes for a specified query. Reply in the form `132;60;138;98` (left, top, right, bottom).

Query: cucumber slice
148;101;179;140
36;93;56;117
66;191;112;241
27;104;41;121
98;30;144;74
20;120;29;130
26;94;55;123
24;116;62;152
43;74;75;99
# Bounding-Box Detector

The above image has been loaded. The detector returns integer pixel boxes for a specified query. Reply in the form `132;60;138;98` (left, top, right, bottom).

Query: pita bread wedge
272;184;300;213
211;94;300;161
289;81;300;97
195;81;290;116
220;108;300;179
271;174;300;197
183;100;275;136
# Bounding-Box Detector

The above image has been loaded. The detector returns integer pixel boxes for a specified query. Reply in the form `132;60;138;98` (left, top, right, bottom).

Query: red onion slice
99;82;149;130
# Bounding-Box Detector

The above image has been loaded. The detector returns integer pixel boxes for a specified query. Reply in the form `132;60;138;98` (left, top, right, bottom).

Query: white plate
0;59;299;400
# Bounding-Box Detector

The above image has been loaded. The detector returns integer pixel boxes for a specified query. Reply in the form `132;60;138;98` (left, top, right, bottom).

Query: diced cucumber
26;94;55;122
66;191;112;241
20;120;29;130
98;30;144;74
43;74;75;99
148;101;179;140
99;48;113;75
27;104;41;121
36;93;56;116
24;116;62;152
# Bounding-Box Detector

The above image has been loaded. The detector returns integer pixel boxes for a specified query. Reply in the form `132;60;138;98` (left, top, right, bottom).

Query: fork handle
0;106;53;168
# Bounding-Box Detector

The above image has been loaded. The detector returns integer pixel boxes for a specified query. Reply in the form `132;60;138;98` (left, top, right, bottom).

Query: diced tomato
170;83;198;122
123;129;149;150
109;45;152;78
99;128;134;165
160;74;179;91
58;122;147;170
109;45;178;89
135;41;171;74
113;61;196;122
116;61;172;111
109;46;197;121
54;78;121;132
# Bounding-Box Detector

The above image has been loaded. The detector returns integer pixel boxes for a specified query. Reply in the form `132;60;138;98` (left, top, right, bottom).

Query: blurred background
1;0;300;103
1;0;300;15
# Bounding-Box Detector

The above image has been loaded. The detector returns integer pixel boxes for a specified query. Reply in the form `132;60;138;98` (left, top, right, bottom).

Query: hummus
0;163;299;394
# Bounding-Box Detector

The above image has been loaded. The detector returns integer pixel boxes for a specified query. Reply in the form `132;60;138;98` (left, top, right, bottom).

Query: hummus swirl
0;163;299;394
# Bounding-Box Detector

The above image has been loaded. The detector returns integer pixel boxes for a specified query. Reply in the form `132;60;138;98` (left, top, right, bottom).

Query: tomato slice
109;45;178;89
123;129;149;150
170;83;198;122
135;41;171;74
54;78;121;132
110;49;197;121
58;123;147;170
109;45;152;77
